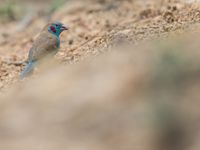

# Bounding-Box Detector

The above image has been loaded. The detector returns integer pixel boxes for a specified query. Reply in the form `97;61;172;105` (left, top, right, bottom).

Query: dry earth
1;0;200;150
0;0;200;89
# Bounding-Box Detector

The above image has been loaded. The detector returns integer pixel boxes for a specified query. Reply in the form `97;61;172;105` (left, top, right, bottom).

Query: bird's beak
61;25;68;31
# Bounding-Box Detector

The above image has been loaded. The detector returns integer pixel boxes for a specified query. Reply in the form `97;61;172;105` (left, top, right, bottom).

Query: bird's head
48;22;68;37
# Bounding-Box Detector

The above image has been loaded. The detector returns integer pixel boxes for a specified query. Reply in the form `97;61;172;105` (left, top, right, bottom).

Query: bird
20;21;68;80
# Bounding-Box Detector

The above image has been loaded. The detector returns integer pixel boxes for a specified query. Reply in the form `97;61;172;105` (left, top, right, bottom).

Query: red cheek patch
50;26;56;33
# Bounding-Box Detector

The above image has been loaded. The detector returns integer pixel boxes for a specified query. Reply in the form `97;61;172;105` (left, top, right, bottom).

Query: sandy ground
0;0;199;89
1;0;200;150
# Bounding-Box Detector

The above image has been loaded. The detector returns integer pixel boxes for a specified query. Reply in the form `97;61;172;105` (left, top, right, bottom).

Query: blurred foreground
1;34;200;150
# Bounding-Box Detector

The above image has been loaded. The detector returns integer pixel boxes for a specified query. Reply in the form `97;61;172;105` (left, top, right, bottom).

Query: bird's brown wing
28;31;59;61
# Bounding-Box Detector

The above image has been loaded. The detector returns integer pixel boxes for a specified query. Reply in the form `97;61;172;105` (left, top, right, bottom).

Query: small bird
20;21;68;80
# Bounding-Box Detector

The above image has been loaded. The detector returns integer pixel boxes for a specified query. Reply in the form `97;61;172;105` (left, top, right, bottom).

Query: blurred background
1;0;200;150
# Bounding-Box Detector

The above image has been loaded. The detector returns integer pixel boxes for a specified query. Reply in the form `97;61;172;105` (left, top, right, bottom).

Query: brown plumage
28;29;59;61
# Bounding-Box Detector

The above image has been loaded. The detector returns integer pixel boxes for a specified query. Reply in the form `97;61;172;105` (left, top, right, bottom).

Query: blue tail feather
20;61;36;80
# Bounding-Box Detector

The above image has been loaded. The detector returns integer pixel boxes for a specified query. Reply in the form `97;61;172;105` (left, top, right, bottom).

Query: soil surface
1;1;200;150
0;0;199;90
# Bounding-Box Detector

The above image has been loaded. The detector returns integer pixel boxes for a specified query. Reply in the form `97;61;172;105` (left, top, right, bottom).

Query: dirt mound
1;29;200;150
1;0;200;149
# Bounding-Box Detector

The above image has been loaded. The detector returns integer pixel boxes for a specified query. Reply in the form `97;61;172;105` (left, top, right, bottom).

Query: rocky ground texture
1;0;200;150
